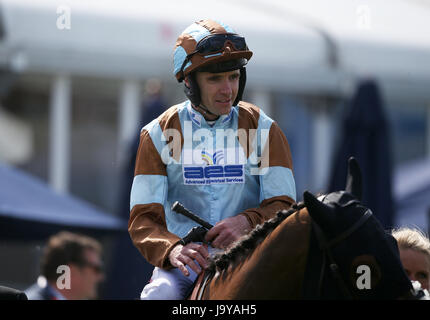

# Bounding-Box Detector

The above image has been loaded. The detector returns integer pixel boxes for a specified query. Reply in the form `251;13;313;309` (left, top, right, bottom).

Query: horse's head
302;157;414;299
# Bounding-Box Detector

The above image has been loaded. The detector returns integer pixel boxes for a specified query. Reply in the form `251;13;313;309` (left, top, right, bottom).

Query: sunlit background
1;0;429;299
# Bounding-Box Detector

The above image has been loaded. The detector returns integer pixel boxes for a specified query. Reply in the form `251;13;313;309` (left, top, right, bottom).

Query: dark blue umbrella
328;79;394;229
0;163;127;240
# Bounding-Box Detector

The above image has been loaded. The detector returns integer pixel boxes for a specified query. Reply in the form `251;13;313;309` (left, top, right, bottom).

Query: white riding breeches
140;246;221;300
140;266;198;300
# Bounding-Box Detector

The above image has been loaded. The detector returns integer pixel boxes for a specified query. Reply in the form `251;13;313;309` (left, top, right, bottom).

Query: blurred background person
140;78;167;127
117;78;168;214
392;227;430;291
117;78;168;218
25;231;104;300
104;78;168;299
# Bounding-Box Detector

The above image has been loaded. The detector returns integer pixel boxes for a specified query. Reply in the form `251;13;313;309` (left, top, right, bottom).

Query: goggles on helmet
179;33;249;81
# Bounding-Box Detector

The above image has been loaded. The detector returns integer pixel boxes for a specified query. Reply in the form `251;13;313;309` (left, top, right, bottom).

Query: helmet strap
194;104;219;119
184;73;200;106
234;67;247;106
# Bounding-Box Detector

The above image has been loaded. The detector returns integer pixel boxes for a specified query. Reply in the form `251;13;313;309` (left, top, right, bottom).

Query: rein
312;209;373;299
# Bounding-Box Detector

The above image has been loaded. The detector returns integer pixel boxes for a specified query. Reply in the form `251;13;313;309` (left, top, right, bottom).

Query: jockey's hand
168;242;209;277
205;215;251;249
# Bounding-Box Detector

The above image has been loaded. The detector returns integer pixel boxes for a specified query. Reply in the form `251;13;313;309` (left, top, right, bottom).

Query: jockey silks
129;100;296;269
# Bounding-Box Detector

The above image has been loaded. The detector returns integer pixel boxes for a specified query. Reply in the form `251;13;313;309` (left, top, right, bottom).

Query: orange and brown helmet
173;19;253;82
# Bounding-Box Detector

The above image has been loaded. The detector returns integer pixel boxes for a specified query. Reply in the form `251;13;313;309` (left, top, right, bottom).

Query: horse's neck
207;208;312;299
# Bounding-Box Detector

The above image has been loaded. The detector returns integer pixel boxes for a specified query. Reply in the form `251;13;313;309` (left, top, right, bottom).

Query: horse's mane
207;202;306;276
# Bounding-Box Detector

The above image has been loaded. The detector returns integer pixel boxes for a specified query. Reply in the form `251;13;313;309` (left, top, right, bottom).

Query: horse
191;158;423;300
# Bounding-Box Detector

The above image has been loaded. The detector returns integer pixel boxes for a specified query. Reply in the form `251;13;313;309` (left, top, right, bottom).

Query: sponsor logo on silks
183;149;245;185
190;111;202;127
201;150;224;165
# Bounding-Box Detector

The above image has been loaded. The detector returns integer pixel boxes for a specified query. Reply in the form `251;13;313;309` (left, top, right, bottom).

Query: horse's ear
303;191;334;228
346;157;362;201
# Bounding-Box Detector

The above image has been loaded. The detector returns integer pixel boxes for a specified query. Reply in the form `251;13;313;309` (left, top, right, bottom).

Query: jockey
128;19;297;300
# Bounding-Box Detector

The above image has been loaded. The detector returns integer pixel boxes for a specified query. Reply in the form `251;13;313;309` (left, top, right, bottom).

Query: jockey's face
192;69;240;116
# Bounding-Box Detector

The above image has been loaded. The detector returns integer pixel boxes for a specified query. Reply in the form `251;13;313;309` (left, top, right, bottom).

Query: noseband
312;203;373;299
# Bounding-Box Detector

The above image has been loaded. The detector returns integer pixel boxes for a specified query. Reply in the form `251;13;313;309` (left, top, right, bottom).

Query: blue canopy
0;163;127;240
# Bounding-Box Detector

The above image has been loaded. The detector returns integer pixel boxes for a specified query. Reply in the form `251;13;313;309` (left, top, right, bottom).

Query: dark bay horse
194;158;421;299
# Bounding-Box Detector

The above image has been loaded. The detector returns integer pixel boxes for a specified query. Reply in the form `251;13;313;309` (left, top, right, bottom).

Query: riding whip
171;201;214;229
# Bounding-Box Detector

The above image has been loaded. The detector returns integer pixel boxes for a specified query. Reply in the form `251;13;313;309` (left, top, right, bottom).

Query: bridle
311;199;373;299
